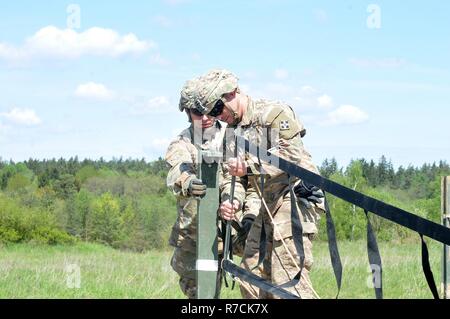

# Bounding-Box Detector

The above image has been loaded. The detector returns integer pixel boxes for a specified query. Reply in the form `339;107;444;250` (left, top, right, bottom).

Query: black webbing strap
236;136;450;245
324;195;342;298
420;234;439;299
236;135;450;298
219;220;234;288
222;259;300;299
251;217;267;272
288;175;304;281
365;210;383;299
277;176;307;289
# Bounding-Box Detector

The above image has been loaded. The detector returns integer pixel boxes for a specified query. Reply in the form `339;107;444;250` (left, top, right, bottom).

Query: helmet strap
185;110;192;123
223;104;239;126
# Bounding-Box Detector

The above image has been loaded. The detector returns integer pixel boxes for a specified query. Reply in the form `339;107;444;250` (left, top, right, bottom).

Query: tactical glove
294;180;324;209
188;177;207;198
232;216;255;252
239;217;254;236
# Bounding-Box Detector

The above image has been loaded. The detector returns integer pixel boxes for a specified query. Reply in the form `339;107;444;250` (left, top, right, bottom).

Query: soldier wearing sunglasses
166;78;227;298
194;69;325;299
165;77;250;298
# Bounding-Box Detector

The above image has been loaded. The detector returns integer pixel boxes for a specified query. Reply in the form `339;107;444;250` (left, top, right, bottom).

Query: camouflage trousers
238;198;317;299
170;247;197;299
171;245;223;299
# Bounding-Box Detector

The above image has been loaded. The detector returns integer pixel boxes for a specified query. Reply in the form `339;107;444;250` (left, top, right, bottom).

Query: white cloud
0;43;28;62
349;57;407;68
261;84;335;112
144;136;173;157
1;108;42;126
75;82;115;100
153;15;173;28
147;96;170;109
150;53;171;66
131;96;172;114
0;121;7;132
324;105;369;126
239;82;365;127
266;83;294;96
0;26;155;61
317;94;333;109
293;86;329;110
298;85;318;96
274;68;289;80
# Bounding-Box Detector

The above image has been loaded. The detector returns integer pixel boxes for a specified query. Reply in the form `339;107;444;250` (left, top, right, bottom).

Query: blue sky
0;0;449;168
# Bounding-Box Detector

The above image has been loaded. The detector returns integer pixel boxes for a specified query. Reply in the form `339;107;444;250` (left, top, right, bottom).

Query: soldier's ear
223;89;237;101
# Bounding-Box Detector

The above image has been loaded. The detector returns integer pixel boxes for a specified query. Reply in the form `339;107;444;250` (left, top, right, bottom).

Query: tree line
319;157;449;241
0;156;448;249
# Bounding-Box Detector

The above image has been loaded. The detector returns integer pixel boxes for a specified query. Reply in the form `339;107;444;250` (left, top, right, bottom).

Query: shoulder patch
272;110;302;140
261;105;284;126
258;100;304;139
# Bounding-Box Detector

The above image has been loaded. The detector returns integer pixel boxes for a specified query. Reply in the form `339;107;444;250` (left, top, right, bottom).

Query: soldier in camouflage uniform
166;78;247;298
193;69;325;299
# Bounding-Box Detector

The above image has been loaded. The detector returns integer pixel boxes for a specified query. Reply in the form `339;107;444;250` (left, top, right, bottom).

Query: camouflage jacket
165;121;246;252
224;97;325;234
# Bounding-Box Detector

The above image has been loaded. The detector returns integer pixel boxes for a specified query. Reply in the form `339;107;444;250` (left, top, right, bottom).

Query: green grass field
0;239;443;299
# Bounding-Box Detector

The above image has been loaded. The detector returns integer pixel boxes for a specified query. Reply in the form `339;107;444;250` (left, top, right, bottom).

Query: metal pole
442;176;450;299
196;150;221;299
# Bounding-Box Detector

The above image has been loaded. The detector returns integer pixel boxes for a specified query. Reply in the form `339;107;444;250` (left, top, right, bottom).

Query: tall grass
0;239;442;299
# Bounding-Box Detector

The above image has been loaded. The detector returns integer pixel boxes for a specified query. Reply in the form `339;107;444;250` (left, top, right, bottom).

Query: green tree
75;165;99;185
88;193;122;246
320;158;339;178
344;160;368;240
6;173;32;192
53;174;79;199
74;189;93;241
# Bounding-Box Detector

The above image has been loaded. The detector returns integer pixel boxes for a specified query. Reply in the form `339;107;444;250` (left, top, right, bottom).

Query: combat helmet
194;69;239;115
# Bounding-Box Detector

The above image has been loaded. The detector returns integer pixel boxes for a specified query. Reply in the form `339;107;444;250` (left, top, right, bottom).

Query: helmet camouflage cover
178;78;200;112
195;69;239;114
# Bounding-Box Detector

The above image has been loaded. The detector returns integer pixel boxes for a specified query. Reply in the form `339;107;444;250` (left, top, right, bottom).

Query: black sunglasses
208;99;225;117
190;108;203;116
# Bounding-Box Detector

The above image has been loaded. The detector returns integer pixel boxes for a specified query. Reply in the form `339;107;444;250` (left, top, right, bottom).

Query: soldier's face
216;91;238;124
216;105;234;124
190;111;214;128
